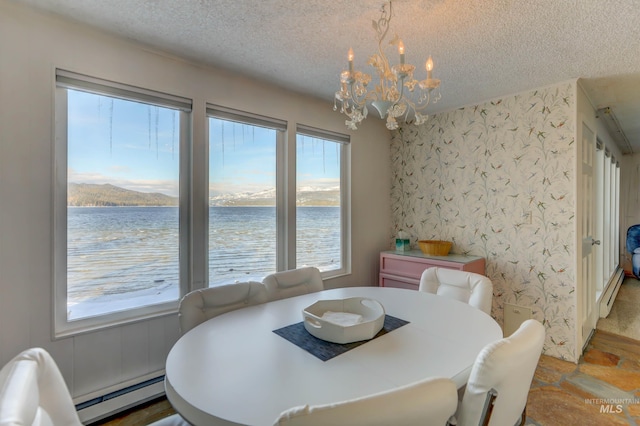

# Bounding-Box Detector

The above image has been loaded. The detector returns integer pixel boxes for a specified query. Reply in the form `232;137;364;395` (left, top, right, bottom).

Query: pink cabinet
379;250;486;291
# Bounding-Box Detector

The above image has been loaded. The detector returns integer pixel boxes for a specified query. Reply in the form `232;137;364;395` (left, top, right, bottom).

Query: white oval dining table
164;286;502;426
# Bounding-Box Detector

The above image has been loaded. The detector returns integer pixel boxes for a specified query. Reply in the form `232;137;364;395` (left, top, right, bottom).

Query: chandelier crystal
334;1;441;130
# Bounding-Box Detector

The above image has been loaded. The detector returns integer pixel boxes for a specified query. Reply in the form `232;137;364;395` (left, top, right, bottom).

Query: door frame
576;114;598;353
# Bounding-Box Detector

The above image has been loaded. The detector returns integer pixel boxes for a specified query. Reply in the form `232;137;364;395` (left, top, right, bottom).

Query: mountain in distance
210;188;340;207
68;183;339;207
294;189;340;207
68;183;178;207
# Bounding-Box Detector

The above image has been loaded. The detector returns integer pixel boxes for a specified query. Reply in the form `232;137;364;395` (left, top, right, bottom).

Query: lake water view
67;206;340;319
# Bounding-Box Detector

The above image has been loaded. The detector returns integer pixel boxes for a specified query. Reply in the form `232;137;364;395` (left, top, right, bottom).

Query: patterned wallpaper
390;81;577;361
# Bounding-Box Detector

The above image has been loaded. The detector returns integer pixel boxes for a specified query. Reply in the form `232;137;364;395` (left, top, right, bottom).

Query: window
594;140;621;298
206;110;350;286
54;70;191;336
296;126;350;275
207;107;286;285
54;72;350;335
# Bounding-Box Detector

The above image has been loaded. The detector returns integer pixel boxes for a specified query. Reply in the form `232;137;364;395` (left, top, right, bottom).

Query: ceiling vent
597;107;633;155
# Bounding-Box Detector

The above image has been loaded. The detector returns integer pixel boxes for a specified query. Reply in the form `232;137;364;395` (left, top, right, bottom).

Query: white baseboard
76;376;165;424
600;268;625;318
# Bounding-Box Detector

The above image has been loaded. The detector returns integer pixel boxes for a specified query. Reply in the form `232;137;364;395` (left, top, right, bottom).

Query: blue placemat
273;315;409;361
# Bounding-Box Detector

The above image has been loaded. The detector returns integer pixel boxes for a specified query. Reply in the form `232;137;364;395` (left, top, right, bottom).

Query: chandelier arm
347;82;375;107
375;2;394;101
396;75;406;105
375;54;388;102
398;80;412;123
347;83;363;108
376;2;392;46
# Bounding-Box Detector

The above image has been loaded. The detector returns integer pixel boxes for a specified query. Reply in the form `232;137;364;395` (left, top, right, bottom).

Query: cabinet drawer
379;251;486;291
379;273;419;291
381;256;431;279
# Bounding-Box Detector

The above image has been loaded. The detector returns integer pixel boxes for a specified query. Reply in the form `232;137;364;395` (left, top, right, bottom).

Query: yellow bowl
418;240;452;256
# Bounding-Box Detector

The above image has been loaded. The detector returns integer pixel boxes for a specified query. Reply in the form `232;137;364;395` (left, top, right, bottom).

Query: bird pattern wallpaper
390;81;577;361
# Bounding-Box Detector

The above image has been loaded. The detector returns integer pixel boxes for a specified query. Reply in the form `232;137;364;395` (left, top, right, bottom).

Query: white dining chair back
454;319;545;426
263;266;324;301
419;267;493;315
0;347;189;426
179;281;268;334
273;377;458;426
0;347;83;426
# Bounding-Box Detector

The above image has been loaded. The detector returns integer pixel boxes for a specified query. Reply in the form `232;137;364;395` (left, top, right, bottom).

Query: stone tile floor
91;398;175;425
597;278;640;341
526;329;640;425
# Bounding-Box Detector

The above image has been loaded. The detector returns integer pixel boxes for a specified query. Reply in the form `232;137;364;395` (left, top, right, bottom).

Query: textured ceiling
13;0;640;153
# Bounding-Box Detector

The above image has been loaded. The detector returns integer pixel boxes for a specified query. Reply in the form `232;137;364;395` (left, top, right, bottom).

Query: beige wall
0;0;392;404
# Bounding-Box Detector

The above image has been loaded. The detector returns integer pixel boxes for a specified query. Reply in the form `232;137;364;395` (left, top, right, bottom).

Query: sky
67;89;340;198
67;89;180;196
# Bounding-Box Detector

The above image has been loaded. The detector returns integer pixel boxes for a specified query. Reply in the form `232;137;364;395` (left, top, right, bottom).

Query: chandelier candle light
334;1;441;130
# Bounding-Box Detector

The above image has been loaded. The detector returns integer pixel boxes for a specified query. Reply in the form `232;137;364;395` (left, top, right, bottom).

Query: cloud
109;165;132;174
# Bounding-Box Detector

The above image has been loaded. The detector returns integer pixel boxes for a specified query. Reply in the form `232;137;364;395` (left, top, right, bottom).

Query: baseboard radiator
76;375;166;424
600;267;625;318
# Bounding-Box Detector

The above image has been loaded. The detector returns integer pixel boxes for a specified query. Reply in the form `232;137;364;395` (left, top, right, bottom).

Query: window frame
593;139;621;298
53;70;192;337
295;124;351;279
205;105;287;285
204;110;351;286
53;72;352;337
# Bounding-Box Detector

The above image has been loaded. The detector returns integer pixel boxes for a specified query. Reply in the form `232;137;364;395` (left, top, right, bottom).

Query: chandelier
334;1;441;131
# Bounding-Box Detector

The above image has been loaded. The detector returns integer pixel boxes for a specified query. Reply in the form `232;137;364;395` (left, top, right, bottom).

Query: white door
581;121;598;348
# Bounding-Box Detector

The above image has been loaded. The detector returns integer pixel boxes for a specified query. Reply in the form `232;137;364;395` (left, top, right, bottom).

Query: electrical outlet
504;303;532;336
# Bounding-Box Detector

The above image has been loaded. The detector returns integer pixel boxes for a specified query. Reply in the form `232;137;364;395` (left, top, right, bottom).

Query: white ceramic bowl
302;297;385;344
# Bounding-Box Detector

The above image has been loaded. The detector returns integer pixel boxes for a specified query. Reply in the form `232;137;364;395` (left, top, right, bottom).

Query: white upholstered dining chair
262;266;324;301
273;376;458;426
0;347;83;426
179;281;268;334
0;347;188;426
419;267;493;315
452;319;545;426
